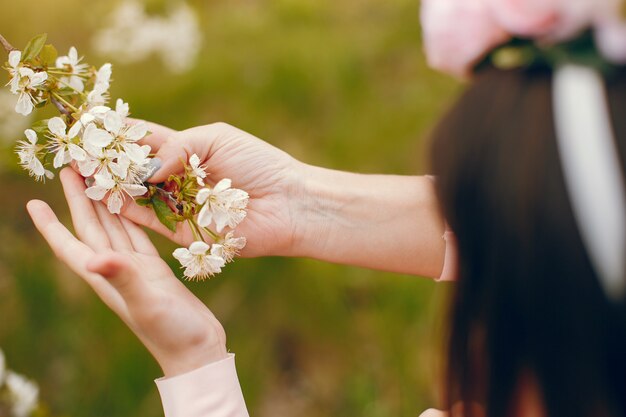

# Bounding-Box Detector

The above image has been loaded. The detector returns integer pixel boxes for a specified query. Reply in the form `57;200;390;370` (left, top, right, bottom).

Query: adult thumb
147;124;225;183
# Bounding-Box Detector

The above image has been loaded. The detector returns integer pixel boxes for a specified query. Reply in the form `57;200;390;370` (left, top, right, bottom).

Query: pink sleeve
438;230;459;282
155;354;249;417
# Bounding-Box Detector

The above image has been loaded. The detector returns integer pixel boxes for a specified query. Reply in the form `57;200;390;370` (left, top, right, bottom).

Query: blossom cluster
2;34;248;280
0;349;39;417
421;0;626;78
165;155;248;280
92;1;202;74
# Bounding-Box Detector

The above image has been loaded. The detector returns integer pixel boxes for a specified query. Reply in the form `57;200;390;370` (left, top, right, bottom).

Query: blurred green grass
0;0;460;416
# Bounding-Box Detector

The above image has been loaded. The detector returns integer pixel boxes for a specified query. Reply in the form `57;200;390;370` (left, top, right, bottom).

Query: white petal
196;204;213;228
78;158;100;177
24;129;37;144
30;158;45;177
104;111;123;135
107;191;124;214
116;98;129;118
68;121;82;138
15;93;33;116
189;154;200;168
122;183;147;197
97;63;112;84
85;185;109;201
69;47;78;62
123;143;149;164
55;56;69;67
48;117;67;137
79;113;96;125
94;173;116;189
18;67;34;78
210;244;225;258
69;76;84;92
9;75;20;94
125;122;148;141
172;248;193;265
68;144;87;161
8;50;21;68
189;241;210;255
84;124;113;148
88;106;111;117
109;162;128;179
28;71;48;86
214;178;232;193
213;210;229;233
53;149;67;168
196;188;211;205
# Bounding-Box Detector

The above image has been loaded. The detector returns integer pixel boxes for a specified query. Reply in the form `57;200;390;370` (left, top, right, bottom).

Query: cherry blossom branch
4;33;250;281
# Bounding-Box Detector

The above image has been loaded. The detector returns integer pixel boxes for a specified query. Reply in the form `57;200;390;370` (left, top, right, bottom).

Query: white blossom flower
196;179;249;232
189;153;207;185
5;371;39;417
47;117;86;168
78;148;128;178
15;129;53;181
56;47;89;92
172;241;226;280
103;110;149;163
85;171;147;213
221;231;247;262
12;67;48;116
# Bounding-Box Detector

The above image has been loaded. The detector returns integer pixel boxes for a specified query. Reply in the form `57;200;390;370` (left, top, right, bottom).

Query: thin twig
0;34;16;53
50;95;72;117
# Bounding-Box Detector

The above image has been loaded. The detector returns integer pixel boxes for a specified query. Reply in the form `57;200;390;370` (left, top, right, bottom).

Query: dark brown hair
431;65;626;417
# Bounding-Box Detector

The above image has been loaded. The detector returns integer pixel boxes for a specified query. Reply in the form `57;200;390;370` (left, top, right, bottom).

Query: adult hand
128;120;446;277
125;121;307;258
27;168;228;377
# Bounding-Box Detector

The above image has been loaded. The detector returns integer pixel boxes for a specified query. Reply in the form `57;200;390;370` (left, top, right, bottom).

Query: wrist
287;163;353;259
156;317;229;378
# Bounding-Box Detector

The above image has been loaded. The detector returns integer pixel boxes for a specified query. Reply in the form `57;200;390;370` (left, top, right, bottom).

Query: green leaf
30;119;49;134
40;44;57;66
135;198;152;207
22;33;48;61
151;195;178;232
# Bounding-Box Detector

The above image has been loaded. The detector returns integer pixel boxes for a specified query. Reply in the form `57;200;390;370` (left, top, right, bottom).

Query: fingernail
85;177;95;187
140;158;162;182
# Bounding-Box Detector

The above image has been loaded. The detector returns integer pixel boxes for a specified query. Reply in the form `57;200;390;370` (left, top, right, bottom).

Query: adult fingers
26;200;127;314
148;123;227;183
118;201;194;246
93;201;135;252
119;216;160;256
86;252;152;304
128;117;178;153
60;168;112;252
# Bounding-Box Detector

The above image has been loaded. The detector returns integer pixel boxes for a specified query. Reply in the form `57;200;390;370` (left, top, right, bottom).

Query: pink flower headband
421;0;626;78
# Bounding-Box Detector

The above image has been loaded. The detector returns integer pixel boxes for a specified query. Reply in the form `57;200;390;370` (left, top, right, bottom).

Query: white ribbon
553;65;626;300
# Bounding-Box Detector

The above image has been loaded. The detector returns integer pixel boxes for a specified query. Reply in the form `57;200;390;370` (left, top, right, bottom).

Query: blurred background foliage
0;0;460;416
